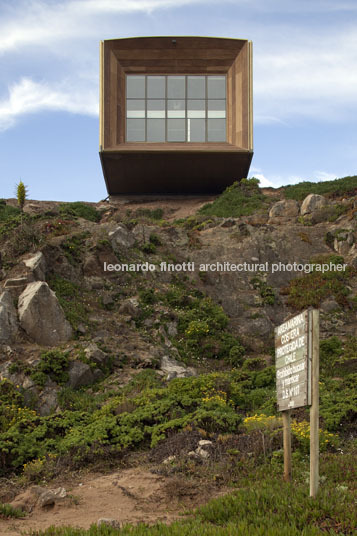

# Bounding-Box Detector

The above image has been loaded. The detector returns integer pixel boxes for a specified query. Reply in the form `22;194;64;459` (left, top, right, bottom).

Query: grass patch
48;276;88;329
0;200;21;222
0;502;24;519
284;175;357;201
198;178;267;218
59;202;101;222
282;254;354;309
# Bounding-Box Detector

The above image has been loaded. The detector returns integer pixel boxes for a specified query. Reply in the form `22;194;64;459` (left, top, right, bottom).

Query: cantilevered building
99;36;253;195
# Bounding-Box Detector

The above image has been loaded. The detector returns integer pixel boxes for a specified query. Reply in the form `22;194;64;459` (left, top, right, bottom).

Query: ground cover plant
282;254;355;309
198;178;267;218
24;446;357;535
284;175;357;200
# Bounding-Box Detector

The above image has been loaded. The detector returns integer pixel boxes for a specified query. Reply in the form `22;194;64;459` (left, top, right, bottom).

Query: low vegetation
284;175;357;201
199;178;267;218
59;202;101;222
282;254;354;309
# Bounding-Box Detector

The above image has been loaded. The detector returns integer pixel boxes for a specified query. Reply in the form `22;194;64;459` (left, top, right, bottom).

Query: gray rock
0;291;19;343
160;355;196;380
109;224;135;249
301;194;327;215
132;224;156;244
269;199;299;221
97;518;121;529
320;299;341;313
3;276;29;294
18;282;72;345
198;440;213;447
119;297;141;318
38;487;66;507
166;321;178;337
333;231;354;255
68;360;94;389
23;252;46;281
195;446;210;459
84;342;107;366
38;384;59;416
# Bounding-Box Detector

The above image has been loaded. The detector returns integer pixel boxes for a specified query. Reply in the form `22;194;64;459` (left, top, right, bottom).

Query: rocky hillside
0;177;356;535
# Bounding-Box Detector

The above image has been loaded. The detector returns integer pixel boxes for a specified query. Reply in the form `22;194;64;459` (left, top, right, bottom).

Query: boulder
18;282;72;345
300;194;327;216
3;276;31;299
109;224;135;249
0;291;19;343
97;519;121;529
84;342;108;367
38;487;66;507
132;224;156;244
23;252;46;281
10;486;66;512
268;199;299;222
119;297;141;318
333;230;354;256
160;355;196;380
67;360;94;389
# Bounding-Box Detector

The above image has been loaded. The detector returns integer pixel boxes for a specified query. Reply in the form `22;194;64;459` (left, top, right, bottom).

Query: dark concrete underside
100;151;253;195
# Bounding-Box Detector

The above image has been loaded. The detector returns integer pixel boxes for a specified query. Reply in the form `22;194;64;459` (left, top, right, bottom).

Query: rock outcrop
109;224;135;249
268;199;300;223
18;282;72;345
300;194;327;215
23;251;46;281
0;290;19;343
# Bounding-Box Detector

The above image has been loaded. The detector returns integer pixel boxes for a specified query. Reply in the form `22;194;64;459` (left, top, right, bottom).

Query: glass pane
188;118;205;142
207;99;226;118
167;119;185;142
187;76;205;99
147;100;165;118
126;76;145;98
126;99;145;118
126;119;145;142
168;99;185;118
207;119;226;142
168;76;185;98
207;76;226;99
147;76;165;98
147;119;165;142
187;99;205;118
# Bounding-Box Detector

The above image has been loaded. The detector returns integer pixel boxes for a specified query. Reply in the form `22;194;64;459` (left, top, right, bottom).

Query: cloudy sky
1;0;356;201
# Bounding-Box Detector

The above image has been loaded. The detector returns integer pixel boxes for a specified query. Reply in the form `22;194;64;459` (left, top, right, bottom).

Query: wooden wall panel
100;36;253;193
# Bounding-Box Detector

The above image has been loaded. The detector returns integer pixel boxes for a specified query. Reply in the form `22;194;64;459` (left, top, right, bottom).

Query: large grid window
126;75;226;142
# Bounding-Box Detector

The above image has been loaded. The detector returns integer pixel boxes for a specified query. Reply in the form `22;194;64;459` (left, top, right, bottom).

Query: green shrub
48;276;88;329
0;502;24;519
30;350;70;387
59;202;101;222
283;255;353;309
199;178;267;218
0;202;20;222
284;175;357;201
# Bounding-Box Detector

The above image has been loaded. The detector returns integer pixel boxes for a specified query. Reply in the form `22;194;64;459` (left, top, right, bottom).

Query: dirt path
0;467;217;535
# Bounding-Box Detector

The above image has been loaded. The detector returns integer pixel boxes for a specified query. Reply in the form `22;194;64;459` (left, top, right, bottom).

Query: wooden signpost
275;309;320;497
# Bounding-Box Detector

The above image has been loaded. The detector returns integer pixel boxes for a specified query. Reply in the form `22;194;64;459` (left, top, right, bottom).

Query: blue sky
0;0;356;201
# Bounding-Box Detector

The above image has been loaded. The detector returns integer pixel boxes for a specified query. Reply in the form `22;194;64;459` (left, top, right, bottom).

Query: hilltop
0;176;356;535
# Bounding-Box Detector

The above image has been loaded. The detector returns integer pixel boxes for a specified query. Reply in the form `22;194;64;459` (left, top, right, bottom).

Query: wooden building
99;36;253;195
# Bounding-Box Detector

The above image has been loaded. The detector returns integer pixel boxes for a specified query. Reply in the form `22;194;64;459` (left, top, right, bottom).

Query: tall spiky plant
16;180;28;212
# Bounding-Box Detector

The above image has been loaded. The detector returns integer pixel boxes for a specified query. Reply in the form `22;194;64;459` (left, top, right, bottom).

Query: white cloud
0;0;357;127
249;173;275;188
0;77;98;131
314;171;337;182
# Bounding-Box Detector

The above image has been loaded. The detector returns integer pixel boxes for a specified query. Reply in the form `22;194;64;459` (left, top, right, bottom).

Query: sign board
275;310;312;411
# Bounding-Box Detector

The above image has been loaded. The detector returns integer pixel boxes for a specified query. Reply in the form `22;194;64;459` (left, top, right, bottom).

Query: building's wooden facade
99;36;253;195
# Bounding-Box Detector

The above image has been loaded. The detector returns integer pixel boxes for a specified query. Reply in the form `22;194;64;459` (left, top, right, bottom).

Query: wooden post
283;410;291;482
310;309;320;497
